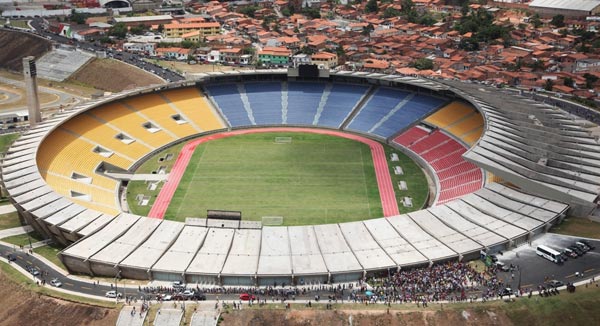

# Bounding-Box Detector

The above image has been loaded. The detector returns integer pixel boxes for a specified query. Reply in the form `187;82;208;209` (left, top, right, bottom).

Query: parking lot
494;233;600;291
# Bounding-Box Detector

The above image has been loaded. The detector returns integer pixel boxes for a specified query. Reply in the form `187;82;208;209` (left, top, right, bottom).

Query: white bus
536;245;562;264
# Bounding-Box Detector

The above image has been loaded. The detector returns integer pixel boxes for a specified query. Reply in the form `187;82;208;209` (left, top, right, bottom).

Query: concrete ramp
36;47;94;81
153;309;183;326
116;305;146;326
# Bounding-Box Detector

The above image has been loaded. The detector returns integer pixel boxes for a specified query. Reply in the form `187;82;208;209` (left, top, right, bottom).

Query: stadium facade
3;70;596;286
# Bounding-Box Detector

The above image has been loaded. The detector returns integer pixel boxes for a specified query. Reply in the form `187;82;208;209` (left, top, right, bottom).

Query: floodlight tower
22;56;42;127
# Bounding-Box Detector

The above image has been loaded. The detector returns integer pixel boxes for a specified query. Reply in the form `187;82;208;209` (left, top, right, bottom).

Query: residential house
258;47;292;66
311;51;338;69
163;22;221;38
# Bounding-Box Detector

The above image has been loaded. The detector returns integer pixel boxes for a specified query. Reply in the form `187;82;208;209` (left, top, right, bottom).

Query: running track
147;128;400;218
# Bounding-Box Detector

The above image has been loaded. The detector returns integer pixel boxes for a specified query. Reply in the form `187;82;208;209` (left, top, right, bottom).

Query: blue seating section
372;96;447;138
245;82;282;125
318;84;369;128
347;87;411;133
205;84;252;126
286;82;326;125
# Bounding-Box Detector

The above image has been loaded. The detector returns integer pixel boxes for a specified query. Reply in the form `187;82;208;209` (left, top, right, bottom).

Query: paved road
0;75;80;113
28;19;185;83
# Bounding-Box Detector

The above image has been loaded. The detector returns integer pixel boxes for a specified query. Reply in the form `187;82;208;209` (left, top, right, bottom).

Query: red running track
147;127;400;219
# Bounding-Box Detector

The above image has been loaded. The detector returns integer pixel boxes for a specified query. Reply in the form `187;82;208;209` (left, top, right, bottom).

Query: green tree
529;60;544;71
550;14;565;28
302;7;321;19
70;10;86;25
410;58;434;70
383;7;400;18
365;0;378;13
108;22;128;39
544;79;554;91
584;73;599;89
530;13;542;28
563;77;574;87
157;24;164;33
239;5;260;18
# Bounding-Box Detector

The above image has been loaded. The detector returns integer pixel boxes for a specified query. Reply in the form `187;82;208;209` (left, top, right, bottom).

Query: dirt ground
220;308;513;326
0;269;118;326
0;30;52;72
68;58;164;92
149;59;251;74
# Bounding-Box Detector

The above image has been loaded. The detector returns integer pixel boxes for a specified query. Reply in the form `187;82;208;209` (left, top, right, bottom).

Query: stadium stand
160;87;226;131
347;87;446;138
394;127;483;204
205;83;254;126
3;74;586;286
89;102;176;148
286;82;327;125
122;94;198;138
316;83;370;128
244;82;284;125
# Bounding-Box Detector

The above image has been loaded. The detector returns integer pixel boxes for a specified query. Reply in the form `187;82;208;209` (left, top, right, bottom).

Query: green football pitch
127;132;429;225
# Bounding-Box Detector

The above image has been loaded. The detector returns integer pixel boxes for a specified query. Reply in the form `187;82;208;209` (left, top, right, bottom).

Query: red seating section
393;127;483;205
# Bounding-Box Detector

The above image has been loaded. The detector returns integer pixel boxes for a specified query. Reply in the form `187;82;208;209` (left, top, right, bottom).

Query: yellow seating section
89;102;176;148
425;101;474;128
43;171;118;192
37;129;131;175
60;114;153;162
123;94;199;139
462;126;484;145
162;88;225;131
445;113;484;138
37;87;227;215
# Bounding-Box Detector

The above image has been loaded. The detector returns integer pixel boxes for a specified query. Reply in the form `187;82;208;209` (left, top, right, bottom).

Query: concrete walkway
116;305;147;326
0;225;33;239
190;302;219;326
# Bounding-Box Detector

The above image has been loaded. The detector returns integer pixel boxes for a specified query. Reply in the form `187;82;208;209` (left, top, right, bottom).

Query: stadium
3;68;597;287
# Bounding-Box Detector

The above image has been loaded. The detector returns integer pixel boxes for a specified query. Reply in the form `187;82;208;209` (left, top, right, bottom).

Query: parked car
172;281;186;288
7;254;16;262
105;291;122;298
495;261;510;272
575;242;590;252
182;289;195;297
569;245;584;256
578;240;595;250
161;294;173;301
239;293;256;301
26;265;40;276
499;287;513;297
50;278;62;287
563;248;578;258
547;280;564;288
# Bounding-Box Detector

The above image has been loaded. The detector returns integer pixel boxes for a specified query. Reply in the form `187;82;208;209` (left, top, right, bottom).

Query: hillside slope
69;58;164;92
0;29;52;72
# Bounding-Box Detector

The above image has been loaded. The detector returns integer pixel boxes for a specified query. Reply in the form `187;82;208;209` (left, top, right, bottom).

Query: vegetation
455;8;512;46
34;243;68;271
0;133;19;154
302;7;321;19
0;212;22;231
550;14;565;28
1;231;45;247
410;58;434;70
365;0;378;13
551;217;600;239
544;79;554;91
108;22;128;39
238;5;260;18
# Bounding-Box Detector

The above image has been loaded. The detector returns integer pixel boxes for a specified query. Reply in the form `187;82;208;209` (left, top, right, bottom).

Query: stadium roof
529;0;600;11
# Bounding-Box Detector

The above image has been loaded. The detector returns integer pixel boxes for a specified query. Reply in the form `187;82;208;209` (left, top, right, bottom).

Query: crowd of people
354;262;504;304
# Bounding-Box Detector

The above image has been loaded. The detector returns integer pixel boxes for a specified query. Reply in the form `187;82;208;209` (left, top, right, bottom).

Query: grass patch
154;132;429;225
384;146;429;213
0;261;121;308
8;20;30;29
0;133;19;154
0;211;23;230
34;243;67;271
126;141;188;216
1;231;45;247
501;285;600;326
551;217;600;239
